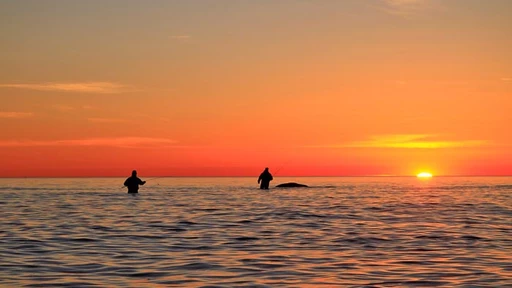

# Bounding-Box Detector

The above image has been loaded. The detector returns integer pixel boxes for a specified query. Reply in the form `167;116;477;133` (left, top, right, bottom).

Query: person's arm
258;174;262;183
138;178;146;185
270;174;273;181
124;178;129;186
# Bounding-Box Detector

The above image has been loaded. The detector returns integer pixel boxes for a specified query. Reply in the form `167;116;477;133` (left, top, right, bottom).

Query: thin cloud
376;0;431;16
87;118;128;123
53;104;99;112
309;134;489;149
0;82;132;94
0;112;34;119
171;35;191;40
136;113;172;123
53;105;76;112
501;77;512;82
0;137;177;148
434;80;469;86
386;0;425;5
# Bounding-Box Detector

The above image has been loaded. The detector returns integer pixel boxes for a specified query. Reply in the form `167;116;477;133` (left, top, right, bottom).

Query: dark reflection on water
0;177;511;287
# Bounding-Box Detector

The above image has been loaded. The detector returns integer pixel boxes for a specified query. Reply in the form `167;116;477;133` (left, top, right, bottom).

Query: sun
417;172;433;178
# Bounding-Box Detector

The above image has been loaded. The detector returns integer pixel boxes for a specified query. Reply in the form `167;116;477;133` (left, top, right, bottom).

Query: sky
1;0;511;177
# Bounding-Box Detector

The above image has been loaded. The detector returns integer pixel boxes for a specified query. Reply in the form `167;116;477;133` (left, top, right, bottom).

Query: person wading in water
258;167;273;189
124;170;146;193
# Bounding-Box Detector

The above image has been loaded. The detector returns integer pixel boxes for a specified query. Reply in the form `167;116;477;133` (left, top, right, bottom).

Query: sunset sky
1;0;511;177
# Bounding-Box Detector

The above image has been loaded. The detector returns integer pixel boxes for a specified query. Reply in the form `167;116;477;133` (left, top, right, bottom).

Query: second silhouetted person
258;167;273;189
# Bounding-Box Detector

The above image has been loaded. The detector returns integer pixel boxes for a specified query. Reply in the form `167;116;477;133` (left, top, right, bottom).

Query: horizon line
1;175;511;179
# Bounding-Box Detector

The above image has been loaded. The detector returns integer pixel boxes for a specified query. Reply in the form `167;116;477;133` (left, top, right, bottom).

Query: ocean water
0;176;511;287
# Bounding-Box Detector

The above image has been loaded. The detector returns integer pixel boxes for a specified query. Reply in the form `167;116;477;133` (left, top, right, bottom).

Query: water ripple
0;177;511;287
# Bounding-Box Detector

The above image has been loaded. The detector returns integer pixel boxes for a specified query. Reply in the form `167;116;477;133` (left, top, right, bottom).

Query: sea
0;177;511;287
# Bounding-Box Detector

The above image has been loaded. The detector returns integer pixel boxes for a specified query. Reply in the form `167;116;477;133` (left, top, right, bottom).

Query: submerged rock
275;182;309;188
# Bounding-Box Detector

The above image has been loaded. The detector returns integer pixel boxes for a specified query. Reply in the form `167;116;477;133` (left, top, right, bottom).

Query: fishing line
144;177;164;186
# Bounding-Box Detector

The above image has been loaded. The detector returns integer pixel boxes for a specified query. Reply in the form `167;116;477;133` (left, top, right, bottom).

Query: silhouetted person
124;170;146;193
258;167;273;189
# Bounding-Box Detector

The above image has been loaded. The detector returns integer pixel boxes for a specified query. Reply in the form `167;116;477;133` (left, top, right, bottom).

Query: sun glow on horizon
417;172;433;178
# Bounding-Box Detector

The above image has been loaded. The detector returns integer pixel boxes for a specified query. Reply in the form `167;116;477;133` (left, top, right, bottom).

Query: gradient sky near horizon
1;0;511;177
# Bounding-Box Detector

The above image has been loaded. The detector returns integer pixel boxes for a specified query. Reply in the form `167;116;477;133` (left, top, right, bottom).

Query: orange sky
1;0;511;177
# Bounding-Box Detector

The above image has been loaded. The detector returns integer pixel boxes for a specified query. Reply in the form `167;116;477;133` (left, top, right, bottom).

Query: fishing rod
273;160;290;177
145;176;166;181
273;166;284;176
120;176;165;189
